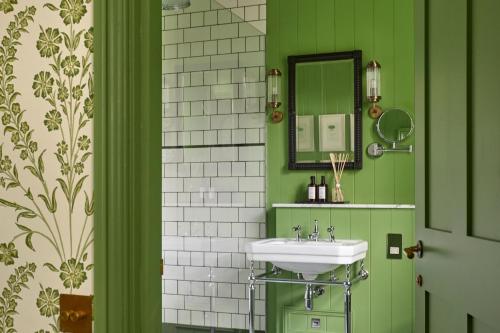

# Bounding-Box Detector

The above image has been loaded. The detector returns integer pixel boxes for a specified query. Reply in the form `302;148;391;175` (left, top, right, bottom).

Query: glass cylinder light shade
267;69;282;109
366;60;381;103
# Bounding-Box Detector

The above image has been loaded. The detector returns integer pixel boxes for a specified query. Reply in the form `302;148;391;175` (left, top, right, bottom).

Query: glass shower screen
161;1;267;331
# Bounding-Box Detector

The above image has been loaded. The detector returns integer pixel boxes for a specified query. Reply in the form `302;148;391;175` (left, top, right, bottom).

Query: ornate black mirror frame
288;50;363;170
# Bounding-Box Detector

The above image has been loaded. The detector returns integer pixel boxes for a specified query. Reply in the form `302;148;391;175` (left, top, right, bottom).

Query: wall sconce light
366;60;382;119
267;69;283;123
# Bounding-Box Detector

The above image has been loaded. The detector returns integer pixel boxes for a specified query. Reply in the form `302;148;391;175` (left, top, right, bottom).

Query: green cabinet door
285;310;344;333
415;0;500;332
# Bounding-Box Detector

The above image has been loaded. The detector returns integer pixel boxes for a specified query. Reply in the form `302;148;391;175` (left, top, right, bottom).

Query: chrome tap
327;225;335;243
292;225;302;242
308;220;320;242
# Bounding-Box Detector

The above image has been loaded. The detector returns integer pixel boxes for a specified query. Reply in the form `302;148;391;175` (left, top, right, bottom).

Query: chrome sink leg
344;284;352;333
344;264;352;333
248;261;255;333
248;281;255;333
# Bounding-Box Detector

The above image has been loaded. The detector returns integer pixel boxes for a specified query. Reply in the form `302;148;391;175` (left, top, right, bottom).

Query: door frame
94;0;162;331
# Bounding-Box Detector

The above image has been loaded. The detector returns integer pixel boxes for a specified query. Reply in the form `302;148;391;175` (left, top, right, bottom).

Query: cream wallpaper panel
0;0;93;331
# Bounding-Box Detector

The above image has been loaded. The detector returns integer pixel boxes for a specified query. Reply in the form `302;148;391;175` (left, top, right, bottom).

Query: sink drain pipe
305;284;325;311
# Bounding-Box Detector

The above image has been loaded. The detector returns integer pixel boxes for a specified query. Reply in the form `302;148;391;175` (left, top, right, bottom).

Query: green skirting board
162;323;264;333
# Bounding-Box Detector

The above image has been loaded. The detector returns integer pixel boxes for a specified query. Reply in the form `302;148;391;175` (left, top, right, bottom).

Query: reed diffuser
329;153;350;203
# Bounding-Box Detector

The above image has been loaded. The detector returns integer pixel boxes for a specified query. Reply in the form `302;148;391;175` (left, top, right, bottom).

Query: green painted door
415;0;500;332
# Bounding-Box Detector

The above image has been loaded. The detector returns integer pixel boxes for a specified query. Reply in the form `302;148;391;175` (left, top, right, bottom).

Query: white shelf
272;203;415;209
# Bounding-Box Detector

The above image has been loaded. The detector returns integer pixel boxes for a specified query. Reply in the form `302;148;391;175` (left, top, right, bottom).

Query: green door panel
285;310;344;333
469;0;500;242
415;0;500;331
426;292;464;333
470;317;498;333
287;312;308;331
326;315;345;333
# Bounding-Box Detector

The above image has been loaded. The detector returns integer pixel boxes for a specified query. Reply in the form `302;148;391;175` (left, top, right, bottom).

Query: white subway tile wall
162;0;266;330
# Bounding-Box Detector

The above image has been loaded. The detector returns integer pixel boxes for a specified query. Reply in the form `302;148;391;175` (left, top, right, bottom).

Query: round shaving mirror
376;108;414;144
367;108;414;158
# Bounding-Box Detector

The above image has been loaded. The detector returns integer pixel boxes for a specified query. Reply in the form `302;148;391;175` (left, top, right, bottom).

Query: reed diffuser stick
329;153;350;202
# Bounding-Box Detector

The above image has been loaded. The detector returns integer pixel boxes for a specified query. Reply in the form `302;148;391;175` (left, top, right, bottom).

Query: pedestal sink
245;238;368;280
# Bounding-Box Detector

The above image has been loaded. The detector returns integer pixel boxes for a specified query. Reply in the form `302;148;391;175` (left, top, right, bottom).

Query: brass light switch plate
60;294;93;333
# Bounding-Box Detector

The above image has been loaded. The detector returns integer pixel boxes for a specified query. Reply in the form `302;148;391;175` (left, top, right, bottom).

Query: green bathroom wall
266;0;415;206
266;0;415;332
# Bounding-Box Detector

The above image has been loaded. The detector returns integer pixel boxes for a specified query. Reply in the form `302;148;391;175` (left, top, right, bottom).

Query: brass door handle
404;240;423;259
61;310;88;322
59;294;92;333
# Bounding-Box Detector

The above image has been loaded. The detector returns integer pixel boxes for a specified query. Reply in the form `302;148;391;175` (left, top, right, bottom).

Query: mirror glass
376;108;414;144
295;60;354;162
289;51;362;170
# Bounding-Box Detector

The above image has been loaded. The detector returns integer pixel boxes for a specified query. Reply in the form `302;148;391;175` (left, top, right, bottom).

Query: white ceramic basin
246;238;368;280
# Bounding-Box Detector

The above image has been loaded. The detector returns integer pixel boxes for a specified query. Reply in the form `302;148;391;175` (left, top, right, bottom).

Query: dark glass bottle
318;176;328;203
308;176;317;202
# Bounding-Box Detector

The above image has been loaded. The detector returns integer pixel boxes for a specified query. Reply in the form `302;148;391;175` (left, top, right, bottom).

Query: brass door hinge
60;294;93;333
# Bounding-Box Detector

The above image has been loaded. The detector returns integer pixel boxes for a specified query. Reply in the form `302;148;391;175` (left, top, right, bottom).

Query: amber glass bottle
318;176;328;202
308;176;317;202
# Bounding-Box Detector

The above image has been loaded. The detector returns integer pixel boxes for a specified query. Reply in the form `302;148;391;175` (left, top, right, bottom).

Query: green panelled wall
266;0;415;206
266;0;415;332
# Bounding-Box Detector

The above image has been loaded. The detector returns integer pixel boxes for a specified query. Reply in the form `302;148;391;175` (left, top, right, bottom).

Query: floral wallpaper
0;0;93;332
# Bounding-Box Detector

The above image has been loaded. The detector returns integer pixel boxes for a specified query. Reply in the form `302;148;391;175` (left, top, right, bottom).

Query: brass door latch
60;294;92;333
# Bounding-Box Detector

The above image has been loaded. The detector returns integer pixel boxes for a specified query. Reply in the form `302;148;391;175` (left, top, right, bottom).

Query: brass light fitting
267;68;283;123
366;60;382;119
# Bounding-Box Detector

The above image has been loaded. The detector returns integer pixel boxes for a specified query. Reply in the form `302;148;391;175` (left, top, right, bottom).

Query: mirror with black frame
288;50;363;170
